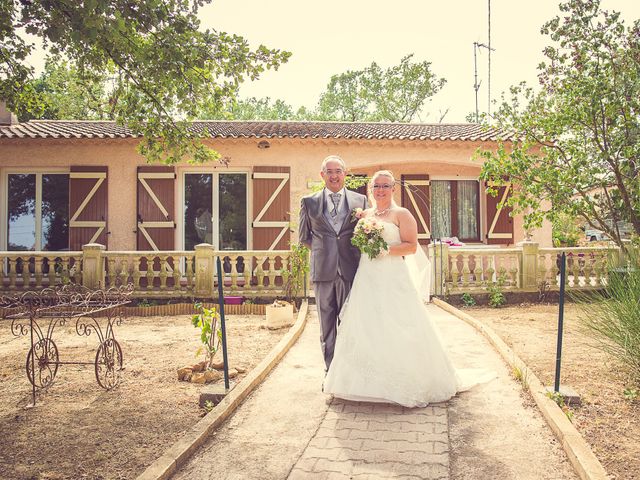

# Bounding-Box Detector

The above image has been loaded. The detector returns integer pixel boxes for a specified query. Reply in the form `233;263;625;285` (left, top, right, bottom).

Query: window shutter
136;166;176;251
401;174;431;245
252;166;290;250
485;181;514;245
69;166;108;250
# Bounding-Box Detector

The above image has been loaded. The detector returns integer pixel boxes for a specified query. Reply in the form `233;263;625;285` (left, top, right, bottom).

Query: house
0;113;552;255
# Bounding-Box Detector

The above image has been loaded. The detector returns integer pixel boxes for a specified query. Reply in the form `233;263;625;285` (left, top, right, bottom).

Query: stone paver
290;399;450;480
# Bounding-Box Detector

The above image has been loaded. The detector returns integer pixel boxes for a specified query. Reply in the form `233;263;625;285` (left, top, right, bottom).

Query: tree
478;0;640;246
317;54;446;122
1;0;290;164
27;55;110;121
200;96;301;121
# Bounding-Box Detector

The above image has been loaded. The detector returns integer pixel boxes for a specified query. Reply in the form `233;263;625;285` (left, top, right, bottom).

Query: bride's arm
388;209;418;256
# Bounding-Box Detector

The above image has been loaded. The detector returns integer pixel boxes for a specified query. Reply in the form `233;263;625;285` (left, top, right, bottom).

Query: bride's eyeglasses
372;184;394;190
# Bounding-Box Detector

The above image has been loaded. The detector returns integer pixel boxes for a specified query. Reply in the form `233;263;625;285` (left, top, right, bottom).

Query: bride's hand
377;245;390;258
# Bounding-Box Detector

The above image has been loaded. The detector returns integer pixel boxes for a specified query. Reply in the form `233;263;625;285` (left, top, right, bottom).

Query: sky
24;0;640;123
197;0;640;122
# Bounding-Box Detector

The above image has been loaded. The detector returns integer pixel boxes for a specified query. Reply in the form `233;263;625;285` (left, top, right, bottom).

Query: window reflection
184;174;213;250
219;174;247;250
8;174;36;251
42;174;69;250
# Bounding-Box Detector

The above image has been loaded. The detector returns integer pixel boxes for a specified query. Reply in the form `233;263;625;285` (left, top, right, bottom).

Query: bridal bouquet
351;217;389;260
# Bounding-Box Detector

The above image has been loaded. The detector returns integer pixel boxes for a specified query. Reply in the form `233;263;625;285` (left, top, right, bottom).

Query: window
6;173;69;251
183;172;248;250
431;180;480;242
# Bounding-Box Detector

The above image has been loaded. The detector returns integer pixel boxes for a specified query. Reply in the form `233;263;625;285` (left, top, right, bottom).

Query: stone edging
136;300;310;480
432;298;609;480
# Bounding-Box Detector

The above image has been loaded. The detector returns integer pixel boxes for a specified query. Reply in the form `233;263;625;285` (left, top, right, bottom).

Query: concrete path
172;305;577;480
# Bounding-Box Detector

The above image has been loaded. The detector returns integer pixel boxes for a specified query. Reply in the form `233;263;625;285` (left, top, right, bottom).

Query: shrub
486;278;506;308
574;248;640;384
461;293;476;307
191;302;221;370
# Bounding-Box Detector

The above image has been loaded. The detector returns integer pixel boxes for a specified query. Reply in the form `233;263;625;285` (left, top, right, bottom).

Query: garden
0;309;288;480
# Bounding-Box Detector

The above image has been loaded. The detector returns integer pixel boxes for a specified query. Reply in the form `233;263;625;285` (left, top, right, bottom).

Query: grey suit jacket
299;189;368;282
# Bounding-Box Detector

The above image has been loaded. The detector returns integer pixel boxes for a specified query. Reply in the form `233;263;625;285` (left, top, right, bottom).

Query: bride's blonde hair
369;170;398;209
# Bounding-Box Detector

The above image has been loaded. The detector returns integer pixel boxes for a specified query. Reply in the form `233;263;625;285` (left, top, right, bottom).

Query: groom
299;155;368;372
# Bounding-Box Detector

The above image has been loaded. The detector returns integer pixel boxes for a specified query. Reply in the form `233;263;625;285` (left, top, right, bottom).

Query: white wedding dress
324;221;462;408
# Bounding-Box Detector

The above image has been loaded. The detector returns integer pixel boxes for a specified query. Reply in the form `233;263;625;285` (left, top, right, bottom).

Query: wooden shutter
136;166;176;251
69;166;108;250
252;166;290;250
485;181;514;245
401;174;431;245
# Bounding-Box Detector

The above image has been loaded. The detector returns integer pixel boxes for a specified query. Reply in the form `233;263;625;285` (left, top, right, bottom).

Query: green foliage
461;293;476;307
317;54;446;122
137;298;158;308
623;388;638;402
478;0;640;247
552;213;582;247
191;302;221;369
486;278;506;308
1;1;290;164
546;390;574;421
283;243;310;302
574;248;640;384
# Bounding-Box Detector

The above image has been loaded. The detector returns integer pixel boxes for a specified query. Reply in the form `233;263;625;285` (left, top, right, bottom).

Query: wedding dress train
324;221;482;408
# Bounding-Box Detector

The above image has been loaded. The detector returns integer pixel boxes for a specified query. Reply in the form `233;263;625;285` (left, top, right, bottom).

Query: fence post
194;243;215;297
521;241;539;289
82;243;105;289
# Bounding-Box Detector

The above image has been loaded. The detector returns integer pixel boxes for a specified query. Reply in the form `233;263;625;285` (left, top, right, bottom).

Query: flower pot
265;302;294;328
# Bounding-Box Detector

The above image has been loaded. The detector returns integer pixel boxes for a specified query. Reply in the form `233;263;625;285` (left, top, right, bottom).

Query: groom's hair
321;155;346;172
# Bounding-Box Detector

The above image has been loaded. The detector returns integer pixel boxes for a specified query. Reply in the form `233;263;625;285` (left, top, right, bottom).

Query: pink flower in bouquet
352;207;365;220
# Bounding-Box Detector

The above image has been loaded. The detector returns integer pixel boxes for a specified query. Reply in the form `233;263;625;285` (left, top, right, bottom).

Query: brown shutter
252;166;290;250
69;166;108;250
136;166;176;251
485;181;514;245
401;174;431;245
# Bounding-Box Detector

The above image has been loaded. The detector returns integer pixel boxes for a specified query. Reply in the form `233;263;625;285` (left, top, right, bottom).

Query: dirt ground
0;314;287;480
468;303;640;480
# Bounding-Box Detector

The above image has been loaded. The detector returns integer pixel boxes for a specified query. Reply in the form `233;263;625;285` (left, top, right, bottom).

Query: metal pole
473;43;479;122
216;257;230;390
488;0;492;117
554;252;567;393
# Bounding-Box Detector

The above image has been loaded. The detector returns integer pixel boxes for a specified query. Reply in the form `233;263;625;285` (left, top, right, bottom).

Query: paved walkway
173;305;577;480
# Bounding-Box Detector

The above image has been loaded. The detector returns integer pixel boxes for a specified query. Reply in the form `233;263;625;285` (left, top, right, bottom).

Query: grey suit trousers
314;275;352;371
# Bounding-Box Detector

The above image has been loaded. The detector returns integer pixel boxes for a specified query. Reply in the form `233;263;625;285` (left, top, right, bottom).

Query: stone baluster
472;255;483;288
118;259;129;287
34;257;43;288
583;253;594;288
185;255;194;292
172;257;182;293
107;258;117;288
48;257;57;286
537;253;549;288
243;256;252;293
21;258;31;289
159;255;169;291
131;256;142;290
497;255;508;285
595;252;607;287
145;256;154;290
229;255;239;291
461;253;471;288
255;255;266;293
509;255;519;287
8;258;16;290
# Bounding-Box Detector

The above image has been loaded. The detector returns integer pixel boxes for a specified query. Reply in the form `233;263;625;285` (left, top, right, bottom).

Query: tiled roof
0;120;513;142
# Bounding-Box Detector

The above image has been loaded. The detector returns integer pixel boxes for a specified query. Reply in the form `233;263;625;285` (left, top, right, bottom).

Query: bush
486;278;506;308
461;293;476;307
574;248;640;384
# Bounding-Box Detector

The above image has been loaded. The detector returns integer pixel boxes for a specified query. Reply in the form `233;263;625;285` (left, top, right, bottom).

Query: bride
323;170;461;408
